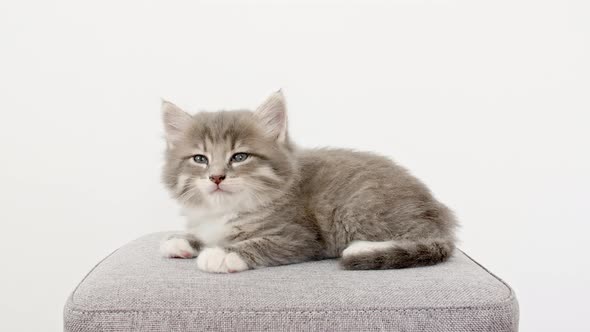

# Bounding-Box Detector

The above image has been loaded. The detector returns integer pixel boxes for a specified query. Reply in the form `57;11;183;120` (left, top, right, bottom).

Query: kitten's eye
192;154;208;164
230;152;249;163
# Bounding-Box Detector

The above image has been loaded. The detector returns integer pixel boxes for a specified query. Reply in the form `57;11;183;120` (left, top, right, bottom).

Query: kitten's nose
209;174;226;185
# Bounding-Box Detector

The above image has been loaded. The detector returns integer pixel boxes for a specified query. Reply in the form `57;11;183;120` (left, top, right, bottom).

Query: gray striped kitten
160;91;457;273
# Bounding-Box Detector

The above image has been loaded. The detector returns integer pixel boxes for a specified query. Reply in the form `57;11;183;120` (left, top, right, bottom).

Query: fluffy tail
340;239;454;270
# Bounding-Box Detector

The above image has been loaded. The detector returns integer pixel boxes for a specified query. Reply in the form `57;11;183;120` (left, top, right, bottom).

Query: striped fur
160;91;458;272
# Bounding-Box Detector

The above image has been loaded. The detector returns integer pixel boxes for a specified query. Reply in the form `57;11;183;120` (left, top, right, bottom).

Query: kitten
159;91;457;273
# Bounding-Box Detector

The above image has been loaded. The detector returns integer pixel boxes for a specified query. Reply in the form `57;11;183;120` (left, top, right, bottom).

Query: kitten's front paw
160;238;197;259
196;247;249;273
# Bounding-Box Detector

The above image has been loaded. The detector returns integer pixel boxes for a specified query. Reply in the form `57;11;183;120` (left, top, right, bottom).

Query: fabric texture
64;233;519;331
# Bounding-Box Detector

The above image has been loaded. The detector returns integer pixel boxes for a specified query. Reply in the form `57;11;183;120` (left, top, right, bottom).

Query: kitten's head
161;91;296;212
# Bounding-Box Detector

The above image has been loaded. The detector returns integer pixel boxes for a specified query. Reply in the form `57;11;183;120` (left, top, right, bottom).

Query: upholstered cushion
64;233;519;331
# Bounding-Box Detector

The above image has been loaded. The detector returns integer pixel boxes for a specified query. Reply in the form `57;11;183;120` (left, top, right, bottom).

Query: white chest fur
182;207;237;246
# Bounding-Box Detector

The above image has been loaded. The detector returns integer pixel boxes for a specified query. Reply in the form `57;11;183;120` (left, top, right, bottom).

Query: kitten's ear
161;99;192;146
255;90;288;143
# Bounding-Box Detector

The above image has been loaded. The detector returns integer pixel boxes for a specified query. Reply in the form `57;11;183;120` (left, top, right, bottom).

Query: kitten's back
294;148;457;268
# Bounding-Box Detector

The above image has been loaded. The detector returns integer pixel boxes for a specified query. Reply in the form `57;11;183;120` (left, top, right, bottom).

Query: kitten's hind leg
159;233;202;259
340;238;454;270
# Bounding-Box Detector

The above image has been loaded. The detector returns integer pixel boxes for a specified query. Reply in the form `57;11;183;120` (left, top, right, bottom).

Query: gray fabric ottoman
64;233;519;331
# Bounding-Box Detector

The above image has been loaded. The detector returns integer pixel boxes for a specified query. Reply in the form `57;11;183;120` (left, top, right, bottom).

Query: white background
1;0;589;331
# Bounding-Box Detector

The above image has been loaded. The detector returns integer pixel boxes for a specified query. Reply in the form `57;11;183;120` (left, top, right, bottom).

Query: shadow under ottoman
64;233;519;332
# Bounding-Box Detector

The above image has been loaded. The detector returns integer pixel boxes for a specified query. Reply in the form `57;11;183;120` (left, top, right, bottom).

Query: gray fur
161;92;457;270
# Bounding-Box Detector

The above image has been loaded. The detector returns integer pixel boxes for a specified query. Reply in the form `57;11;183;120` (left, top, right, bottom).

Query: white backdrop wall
1;1;589;331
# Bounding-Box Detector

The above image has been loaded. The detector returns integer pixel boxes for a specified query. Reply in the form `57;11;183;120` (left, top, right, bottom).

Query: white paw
160;238;197;258
342;240;396;257
196;247;249;273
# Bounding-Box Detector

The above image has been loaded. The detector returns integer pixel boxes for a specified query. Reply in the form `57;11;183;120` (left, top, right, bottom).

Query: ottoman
64;233;519;331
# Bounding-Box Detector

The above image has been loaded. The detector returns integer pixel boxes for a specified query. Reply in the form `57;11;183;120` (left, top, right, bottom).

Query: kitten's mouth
211;187;230;194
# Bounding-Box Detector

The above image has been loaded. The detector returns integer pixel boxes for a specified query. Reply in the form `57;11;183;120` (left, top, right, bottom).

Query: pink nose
209;174;226;185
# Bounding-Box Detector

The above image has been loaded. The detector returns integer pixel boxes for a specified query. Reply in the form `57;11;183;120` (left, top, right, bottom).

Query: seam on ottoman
68;237;137;305
65;298;517;316
459;249;516;303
